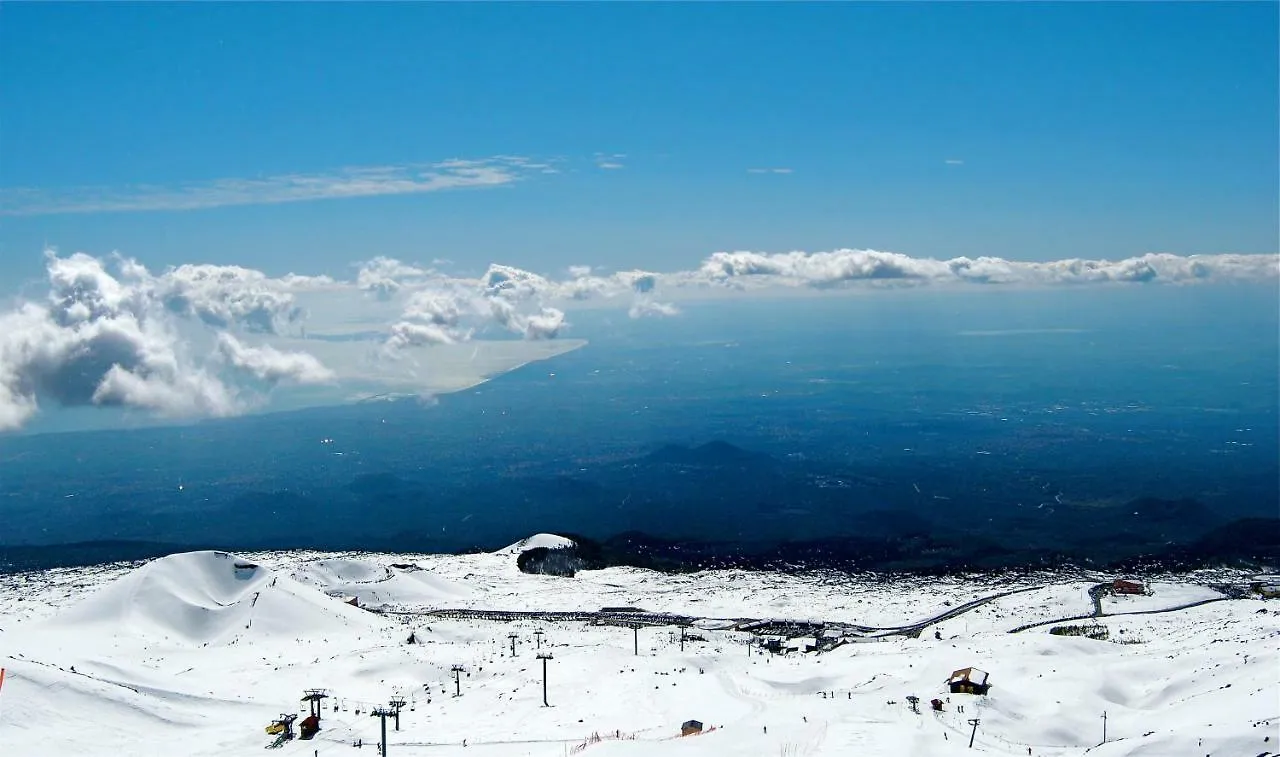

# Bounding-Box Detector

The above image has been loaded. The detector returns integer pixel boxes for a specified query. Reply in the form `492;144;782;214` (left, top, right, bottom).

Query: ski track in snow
0;537;1276;756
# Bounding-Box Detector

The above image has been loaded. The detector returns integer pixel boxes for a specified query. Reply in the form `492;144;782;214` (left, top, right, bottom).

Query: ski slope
0;541;1275;756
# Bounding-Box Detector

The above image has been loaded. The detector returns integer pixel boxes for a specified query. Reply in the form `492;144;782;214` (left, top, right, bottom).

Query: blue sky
1;2;1276;284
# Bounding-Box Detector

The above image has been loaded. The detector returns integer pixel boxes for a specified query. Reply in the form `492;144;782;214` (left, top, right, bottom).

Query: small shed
1112;579;1145;595
680;720;704;736
946;667;991;695
298;715;320;739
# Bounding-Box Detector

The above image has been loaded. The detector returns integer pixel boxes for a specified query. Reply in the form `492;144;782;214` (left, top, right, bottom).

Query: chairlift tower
389;696;407;731
451;665;466;697
301;689;329;720
370;707;394;756
536;652;554;707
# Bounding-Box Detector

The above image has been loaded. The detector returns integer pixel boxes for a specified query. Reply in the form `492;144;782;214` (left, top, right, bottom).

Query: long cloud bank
0;248;1274;431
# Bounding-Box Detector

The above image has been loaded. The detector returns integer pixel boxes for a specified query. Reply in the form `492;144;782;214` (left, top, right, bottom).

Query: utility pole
534;629;544;649
1101;711;1107;744
632;625;639;656
537;652;554;707
508;632;518;657
967;718;981;749
388;696;406;731
370;707;393;756
451;665;466;697
680;626;686;652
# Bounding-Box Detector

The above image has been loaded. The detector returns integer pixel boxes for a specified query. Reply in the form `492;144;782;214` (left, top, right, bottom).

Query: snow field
0;546;1275;756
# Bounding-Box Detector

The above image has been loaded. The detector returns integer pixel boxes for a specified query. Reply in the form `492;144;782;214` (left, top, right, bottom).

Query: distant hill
1145;517;1280;568
645;441;772;467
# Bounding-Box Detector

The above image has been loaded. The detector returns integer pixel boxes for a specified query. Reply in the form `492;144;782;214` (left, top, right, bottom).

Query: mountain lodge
946;667;991;695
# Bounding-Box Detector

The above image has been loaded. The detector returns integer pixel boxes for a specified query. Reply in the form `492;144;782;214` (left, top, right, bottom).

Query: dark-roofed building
680;720;704;736
1112;579;1145;595
946;667;991;695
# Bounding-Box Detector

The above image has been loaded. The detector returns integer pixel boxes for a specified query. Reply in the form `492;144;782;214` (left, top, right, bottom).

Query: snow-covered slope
291;556;472;608
494;532;578;555
51;550;380;644
0;544;1275;757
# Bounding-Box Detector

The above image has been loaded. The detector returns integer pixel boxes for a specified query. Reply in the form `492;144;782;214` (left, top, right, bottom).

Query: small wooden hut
946;667;991;695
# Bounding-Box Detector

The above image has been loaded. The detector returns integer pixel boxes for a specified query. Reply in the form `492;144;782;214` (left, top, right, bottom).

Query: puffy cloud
482;264;555;301
522;307;566;340
3;245;1274;432
484;297;566;340
0;252;332;431
92;364;238;419
386;320;463;349
153;263;303;333
384;289;474;350
629;299;680;319
0;295;239;429
694;249;1278;289
380;265;574;352
356;256;437;300
401;291;466;328
214;333;335;385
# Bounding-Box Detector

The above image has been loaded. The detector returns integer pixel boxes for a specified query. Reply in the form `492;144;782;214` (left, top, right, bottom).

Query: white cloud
629;299;680;319
1;246;1274;432
154;263;304;333
945;159;965;166
0;156;544;217
383;289;473;350
747;168;793;174
693;249;1279;288
92;364;238;419
594;153;627;170
520;307;567;340
214;333;335;385
385;320;463;350
356;256;438;300
0;252;334;431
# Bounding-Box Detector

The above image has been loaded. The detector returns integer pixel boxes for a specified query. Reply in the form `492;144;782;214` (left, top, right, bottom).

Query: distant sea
1;284;1276;560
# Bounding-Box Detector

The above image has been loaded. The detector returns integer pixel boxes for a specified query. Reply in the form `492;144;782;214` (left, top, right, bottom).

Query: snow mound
292;556;473;606
296;557;393;586
495;533;577;555
50;550;382;644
